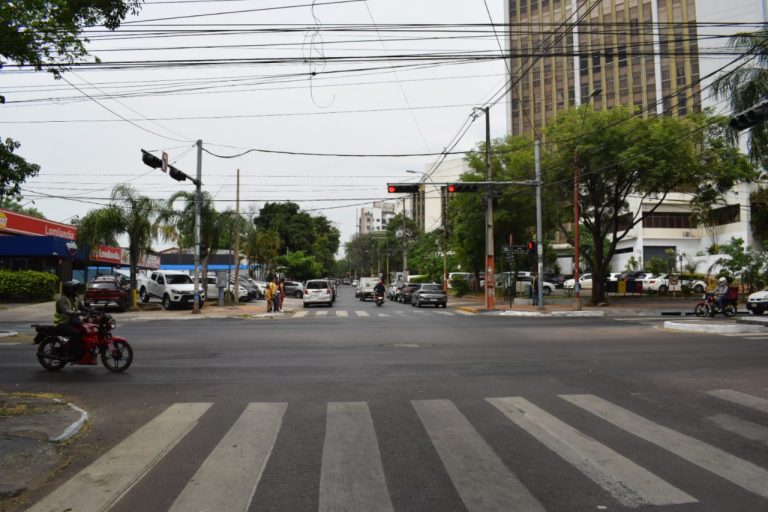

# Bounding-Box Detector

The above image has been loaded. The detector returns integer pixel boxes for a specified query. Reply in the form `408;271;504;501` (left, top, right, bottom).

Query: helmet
62;280;81;298
718;277;727;284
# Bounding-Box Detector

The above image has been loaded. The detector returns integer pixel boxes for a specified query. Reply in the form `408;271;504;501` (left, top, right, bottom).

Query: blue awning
0;235;84;259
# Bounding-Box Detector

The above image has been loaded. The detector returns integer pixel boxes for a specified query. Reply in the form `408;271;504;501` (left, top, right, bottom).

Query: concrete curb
50;400;89;443
663;321;767;334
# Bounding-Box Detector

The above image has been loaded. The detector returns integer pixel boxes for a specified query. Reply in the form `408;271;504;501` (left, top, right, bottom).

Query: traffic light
168;165;187;182
387;183;420;193
141;149;163;169
447;182;480;193
199;244;208;259
729;99;768;131
527;240;535;257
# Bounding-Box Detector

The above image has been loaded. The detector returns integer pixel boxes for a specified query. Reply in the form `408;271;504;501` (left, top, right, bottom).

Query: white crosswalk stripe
169;403;286;512
355;310;370;317
293;311;308;318
336;310;348;317
26;391;768;511
562;393;768;499
487;397;696;507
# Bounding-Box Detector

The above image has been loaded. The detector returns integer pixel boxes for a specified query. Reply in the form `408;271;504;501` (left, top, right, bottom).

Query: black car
398;283;420;304
411;283;448;308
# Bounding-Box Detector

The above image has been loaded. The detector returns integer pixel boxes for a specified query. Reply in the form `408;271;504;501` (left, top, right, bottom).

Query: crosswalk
291;308;471;319
26;389;768;511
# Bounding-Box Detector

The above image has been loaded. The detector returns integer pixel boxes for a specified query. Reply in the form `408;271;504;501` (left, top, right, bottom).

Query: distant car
747;288;768;315
411;283;447;308
283;281;304;298
239;276;264;300
398;283;421;304
542;273;566;288
515;276;555;296
388;280;405;300
357;277;379;301
204;276;249;302
303;279;333;307
84;277;130;312
564;273;592;290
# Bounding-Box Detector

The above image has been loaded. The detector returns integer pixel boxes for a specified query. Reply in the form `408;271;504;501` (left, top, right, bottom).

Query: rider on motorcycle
54;280;87;360
713;276;729;312
374;279;386;298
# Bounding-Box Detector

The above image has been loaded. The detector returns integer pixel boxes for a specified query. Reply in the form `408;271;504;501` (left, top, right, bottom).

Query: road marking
316;310;328;316
319;402;393;512
707;413;768;445
336;310;349;317
455;310;474;316
707;389;768;414
355;311;370;317
293;311;308;318
27;403;211;512
169;403;287;512
435;311;454;316
720;332;768;337
487;397;695;507
561;394;768;499
412;399;545;512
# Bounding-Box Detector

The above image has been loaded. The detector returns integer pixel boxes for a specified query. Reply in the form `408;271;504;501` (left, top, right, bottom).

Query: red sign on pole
0;209;77;240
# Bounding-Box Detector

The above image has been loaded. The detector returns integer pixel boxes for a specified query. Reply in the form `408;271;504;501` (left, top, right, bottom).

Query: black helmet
63;280;81;298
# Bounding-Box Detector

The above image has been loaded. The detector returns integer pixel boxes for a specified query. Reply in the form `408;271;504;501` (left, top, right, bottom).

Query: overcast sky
2;0;509;255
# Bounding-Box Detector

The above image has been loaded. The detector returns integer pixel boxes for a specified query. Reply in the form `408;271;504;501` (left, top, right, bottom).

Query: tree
545;107;756;305
0;0;141;77
712;28;768;164
385;213;420;276
0;139;40;201
712;237;768;293
0;196;44;218
275;251;323;282
76;184;157;304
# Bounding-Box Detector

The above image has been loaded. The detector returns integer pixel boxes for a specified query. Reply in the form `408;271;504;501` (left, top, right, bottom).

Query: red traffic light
447;182;480;193
447;184;456;193
387;183;420;193
527;241;535;250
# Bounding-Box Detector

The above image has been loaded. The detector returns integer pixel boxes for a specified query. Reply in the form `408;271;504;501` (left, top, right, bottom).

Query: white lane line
435;311;454;316
355;311;370;317
561;394;768;499
316;310;328;316
487;397;695;507
377;313;391;317
336;310;349;317
707;413;768;445
169;403;287;512
27;403;212;512
319;402;393;512
412;399;545;512
293;311;308;318
707;389;768;414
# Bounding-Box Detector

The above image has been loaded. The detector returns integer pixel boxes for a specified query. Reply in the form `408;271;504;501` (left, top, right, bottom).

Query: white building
358;201;397;236
411;159;472;233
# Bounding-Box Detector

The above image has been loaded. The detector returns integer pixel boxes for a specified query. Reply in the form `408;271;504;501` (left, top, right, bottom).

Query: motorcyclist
54;280;87;360
373;279;386;299
713;276;729;312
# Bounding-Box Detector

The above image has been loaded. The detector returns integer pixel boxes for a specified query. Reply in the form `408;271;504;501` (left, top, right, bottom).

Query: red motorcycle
694;290;738;318
32;311;133;373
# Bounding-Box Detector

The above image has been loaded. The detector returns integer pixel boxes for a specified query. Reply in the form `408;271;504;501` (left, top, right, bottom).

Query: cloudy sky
2;0;510;254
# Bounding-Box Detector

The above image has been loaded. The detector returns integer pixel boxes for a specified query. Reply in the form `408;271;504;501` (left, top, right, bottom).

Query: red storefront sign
0;208;77;241
90;245;123;265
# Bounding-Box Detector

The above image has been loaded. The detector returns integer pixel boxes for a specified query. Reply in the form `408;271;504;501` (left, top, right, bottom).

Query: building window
643;212;691;228
712;205;740;225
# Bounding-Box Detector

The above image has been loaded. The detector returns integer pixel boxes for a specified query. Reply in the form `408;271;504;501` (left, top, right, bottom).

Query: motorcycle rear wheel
694;303;708;317
101;340;133;373
37;337;67;371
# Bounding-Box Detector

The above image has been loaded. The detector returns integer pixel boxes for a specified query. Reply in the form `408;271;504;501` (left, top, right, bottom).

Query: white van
356;277;379;301
448;272;470;288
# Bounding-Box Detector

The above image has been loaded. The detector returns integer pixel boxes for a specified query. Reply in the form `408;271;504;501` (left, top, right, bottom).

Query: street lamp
406;169;449;291
573;88;601;311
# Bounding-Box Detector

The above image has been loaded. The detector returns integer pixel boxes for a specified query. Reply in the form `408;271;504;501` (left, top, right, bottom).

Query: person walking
278;278;286;313
265;276;276;313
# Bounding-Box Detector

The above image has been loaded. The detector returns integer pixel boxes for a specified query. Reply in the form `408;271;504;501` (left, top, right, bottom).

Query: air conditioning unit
682;231;691;237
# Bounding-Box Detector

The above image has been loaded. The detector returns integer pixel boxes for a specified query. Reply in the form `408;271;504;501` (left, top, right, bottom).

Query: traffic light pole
193;139;203;314
535;140;544;311
483;107;495;311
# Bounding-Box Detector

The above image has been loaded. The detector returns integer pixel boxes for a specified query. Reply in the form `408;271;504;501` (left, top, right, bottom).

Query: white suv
303;279;333;308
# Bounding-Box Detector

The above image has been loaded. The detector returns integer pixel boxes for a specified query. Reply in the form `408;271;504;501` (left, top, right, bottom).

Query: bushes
451;278;471;297
0;270;58;301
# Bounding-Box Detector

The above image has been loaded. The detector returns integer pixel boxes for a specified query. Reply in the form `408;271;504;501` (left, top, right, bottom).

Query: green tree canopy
0;139;40;201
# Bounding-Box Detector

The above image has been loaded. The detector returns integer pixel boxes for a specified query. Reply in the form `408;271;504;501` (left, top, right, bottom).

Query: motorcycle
374;293;385;307
694;291;737;318
32;311;133;373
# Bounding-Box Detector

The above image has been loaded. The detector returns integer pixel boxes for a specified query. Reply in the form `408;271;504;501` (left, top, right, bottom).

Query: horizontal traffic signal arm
387;183;421;193
446;180;540;192
729;99;768;131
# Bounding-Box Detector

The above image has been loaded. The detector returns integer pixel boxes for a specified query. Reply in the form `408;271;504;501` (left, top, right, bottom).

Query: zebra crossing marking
435;310;454;316
487;397;696;507
707;389;768;414
355;311;370;317
319;402;393;512
316;310;328;316
293;311;308;318
707;413;768;445
26;403;212;512
561;394;768;499
168;403;287;512
336;310;349;317
413;399;545;512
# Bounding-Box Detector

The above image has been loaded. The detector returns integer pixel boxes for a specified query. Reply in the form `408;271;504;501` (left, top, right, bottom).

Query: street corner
0;392;88;500
663;320;767;335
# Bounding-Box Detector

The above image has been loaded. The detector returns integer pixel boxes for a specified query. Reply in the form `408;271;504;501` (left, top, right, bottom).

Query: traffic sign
502;244;528;256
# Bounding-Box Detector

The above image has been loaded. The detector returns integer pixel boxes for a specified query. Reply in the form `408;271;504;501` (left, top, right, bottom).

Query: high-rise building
358;201;397;236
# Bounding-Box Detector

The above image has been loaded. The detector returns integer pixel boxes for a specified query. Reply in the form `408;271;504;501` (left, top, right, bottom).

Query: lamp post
573;88;601;311
406;169;448;291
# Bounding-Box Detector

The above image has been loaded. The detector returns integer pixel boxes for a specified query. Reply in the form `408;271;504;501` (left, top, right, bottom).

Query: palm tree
712;28;768;163
76;184;158;305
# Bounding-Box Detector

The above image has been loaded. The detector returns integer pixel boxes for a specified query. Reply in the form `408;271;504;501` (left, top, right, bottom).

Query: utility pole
193;139;203;314
233;169;241;305
483;106;495;311
535;140;544;311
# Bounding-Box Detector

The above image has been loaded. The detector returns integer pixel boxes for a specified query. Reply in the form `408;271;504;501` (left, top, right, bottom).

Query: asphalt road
2;291;768;512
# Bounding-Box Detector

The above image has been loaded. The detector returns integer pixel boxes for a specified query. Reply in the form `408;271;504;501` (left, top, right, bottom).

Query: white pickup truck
138;270;206;310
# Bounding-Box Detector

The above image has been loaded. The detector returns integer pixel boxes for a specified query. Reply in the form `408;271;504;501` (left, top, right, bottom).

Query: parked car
238;276;264;300
283;281;304;298
397;283;421;304
515;276;556;296
138;270;206;310
357;277;379;301
204;276;249;303
542;273;567;288
411;283;448;308
84;276;130;312
448;272;470;289
747;288;768;315
303;279;333;307
388;280;405;300
564;273;593;290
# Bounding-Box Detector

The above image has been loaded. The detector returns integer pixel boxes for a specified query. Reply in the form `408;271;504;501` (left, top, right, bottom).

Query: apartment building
505;0;766;272
358;201;397;236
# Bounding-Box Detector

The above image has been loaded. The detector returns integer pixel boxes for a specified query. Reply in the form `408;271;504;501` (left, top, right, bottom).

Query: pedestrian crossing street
612;316;768;341
291;308;473;319
26;389;768;511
